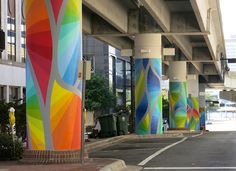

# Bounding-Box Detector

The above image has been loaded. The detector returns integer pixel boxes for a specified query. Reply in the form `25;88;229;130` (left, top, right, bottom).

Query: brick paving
0;158;115;171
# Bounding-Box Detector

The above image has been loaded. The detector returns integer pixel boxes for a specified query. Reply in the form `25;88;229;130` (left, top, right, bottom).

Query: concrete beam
193;47;212;61
92;15;121;34
203;64;218;75
190;0;224;78
192;62;203;74
172;35;192;60
82;8;133;50
82;8;92;34
96;36;133;50
140;0;171;32
83;0;128;33
128;9;163;34
171;12;200;33
140;0;193;61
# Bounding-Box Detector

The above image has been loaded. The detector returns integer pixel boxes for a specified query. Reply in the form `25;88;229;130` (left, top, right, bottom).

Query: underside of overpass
82;0;227;89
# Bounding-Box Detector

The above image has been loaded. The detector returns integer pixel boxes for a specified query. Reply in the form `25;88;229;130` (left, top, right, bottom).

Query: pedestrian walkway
0;158;123;171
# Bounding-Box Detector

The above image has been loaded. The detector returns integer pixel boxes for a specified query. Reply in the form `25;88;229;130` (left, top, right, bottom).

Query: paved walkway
0;158;117;171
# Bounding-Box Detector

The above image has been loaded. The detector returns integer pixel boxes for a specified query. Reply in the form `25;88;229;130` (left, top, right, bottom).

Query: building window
0;86;5;101
126;62;131;106
108;55;115;89
7;0;16;62
9;86;19;102
116;58;125;106
21;22;26;63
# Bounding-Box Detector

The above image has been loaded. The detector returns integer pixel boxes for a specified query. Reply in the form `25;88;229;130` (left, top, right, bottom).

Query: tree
85;74;116;116
0;100;9;133
162;97;169;121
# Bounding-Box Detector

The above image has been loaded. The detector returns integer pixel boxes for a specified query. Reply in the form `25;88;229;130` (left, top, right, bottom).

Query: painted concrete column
6;85;9;103
135;34;162;135
199;84;206;130
169;61;187;128
187;75;200;130
15;0;22;63
20;86;23;104
25;0;82;150
1;0;8;60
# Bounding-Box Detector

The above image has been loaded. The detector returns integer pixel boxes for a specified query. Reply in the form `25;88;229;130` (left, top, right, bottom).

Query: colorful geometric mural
135;58;162;135
187;97;200;130
186;97;192;128
191;97;200;130
169;82;187;128
26;59;46;150
25;0;82;150
200;107;206;129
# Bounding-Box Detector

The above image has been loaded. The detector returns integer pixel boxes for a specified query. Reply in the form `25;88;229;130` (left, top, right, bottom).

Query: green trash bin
99;114;117;138
116;112;129;135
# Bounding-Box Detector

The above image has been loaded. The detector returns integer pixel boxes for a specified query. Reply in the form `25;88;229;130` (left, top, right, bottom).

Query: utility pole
130;56;135;133
79;59;91;164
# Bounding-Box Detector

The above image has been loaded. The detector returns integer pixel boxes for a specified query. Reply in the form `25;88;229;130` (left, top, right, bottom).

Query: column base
21;149;88;164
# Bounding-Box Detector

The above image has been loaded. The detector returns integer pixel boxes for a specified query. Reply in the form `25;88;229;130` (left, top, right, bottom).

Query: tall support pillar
187;75;200;130
199;84;206;130
1;0;7;60
20;87;23;104
135;34;163;135
169;61;187;128
25;0;82;162
6;85;9;103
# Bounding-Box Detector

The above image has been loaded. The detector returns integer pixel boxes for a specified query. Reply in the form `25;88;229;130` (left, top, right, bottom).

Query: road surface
90;132;236;170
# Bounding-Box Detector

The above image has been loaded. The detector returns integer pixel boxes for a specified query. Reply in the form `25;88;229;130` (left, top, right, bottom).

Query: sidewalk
0;158;126;171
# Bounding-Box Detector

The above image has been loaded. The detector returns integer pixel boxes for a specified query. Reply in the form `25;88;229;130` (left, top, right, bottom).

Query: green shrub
0;99;26;140
0;134;23;160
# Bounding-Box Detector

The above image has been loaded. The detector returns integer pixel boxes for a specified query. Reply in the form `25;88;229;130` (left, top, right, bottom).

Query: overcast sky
220;0;236;38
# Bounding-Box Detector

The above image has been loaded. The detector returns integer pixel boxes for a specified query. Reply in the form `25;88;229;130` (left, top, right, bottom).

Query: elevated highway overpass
82;0;226;88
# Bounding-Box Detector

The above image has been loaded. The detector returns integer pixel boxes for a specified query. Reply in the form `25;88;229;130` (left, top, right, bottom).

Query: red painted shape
50;0;63;22
26;22;52;104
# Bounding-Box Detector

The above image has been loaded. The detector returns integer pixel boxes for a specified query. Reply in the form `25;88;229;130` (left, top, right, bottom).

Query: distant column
187;75;200;130
20;86;23;104
135;34;163;135
169;61;187;129
1;0;8;60
15;0;21;63
199;84;206;130
6;85;9;103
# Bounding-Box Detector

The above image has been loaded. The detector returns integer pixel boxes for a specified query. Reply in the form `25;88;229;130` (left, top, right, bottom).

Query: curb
100;159;126;171
121;165;143;171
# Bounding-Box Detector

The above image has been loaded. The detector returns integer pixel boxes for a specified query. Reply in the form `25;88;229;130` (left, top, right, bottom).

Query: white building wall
0;64;25;87
0;0;26;102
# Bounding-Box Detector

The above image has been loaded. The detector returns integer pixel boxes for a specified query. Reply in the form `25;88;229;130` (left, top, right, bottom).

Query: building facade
225;35;236;71
83;35;131;107
0;0;25;102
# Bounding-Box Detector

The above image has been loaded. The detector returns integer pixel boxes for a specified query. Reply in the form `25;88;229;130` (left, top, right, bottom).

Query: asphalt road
89;132;236;170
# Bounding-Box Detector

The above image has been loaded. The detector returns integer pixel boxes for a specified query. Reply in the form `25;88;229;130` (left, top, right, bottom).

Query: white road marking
191;131;204;138
0;169;9;171
138;137;187;166
143;167;236;170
